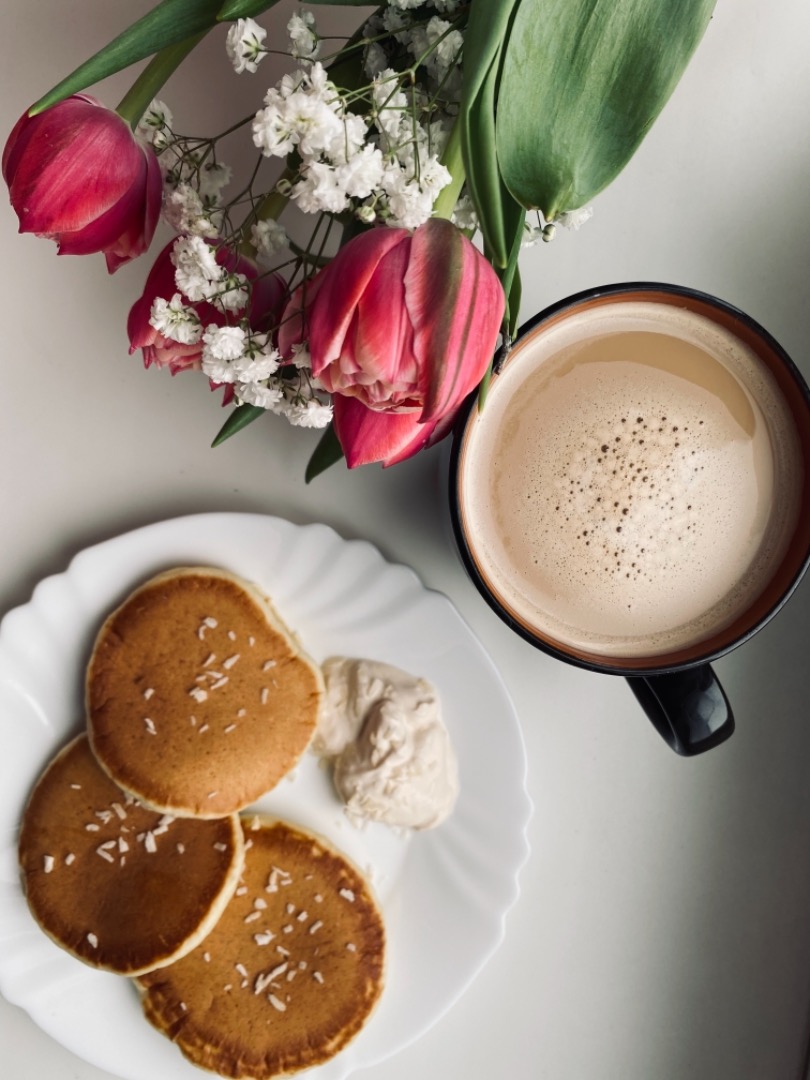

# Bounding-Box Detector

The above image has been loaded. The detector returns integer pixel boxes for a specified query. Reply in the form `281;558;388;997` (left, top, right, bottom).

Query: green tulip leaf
211;403;265;447
30;0;237;115
217;0;370;16
460;0;523;268
305;423;344;483
496;0;717;219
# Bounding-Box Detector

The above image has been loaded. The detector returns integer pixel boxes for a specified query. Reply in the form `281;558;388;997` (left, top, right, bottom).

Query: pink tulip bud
127;238;286;377
280;219;505;467
2;94;162;273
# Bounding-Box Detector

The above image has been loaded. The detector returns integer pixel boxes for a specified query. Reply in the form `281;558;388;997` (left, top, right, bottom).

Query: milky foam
461;302;802;658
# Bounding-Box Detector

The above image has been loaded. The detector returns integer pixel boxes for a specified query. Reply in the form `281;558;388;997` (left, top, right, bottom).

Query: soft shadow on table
0;444;453;623
639;583;810;1080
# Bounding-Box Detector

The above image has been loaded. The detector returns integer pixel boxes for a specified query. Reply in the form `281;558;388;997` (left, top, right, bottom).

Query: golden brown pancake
18;734;244;976
86;567;323;818
136;817;386;1079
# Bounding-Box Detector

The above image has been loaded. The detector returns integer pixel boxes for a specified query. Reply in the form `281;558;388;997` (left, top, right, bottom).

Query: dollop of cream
316;657;459;830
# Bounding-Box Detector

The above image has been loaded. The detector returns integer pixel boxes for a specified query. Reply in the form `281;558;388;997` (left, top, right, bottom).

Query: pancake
18;734;244;976
86;567;323;818
136;817;386;1079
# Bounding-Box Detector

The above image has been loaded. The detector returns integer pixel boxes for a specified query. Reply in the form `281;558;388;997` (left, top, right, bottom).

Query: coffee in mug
451;284;810;753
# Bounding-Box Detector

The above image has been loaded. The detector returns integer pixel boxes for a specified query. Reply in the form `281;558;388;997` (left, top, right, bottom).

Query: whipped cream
316;657;459;830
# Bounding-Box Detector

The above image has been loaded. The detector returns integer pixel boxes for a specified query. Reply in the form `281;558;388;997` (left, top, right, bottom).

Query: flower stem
238;168;295;257
116;31;208;129
432;120;465;221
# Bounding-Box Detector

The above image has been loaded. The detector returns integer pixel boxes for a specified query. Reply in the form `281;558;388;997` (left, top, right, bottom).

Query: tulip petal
8;98;142;235
56;171;145;256
346;241;419;405
333;395;440;469
405;218;505;423
277;270;325;360
105;147;163;272
308;226;410;374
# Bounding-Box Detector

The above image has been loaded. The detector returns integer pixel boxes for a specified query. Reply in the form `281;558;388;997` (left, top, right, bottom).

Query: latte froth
461;301;803;658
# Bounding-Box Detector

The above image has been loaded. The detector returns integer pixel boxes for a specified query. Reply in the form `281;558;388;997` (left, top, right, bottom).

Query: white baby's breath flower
288;11;320;62
252;102;297;158
418;156;452;196
452;194;478;233
363;42;388;80
388;0;426;12
521;220;545;248
226;17;268;74
202;356;238;384
336;145;385;200
428;18;464;74
234;351;281;384
292;95;344;159
198;162;232;199
163;185;219;237
171;235;222;302
290;342;312;370
557;205;594;230
149;294;202;344
282;399;334;428
236;382;285;409
251;219;288;264
293;161;349;214
381;159;446;229
202;325;246;362
253;68;344;161
136;99;173;148
212;273;250;314
323;113;369;166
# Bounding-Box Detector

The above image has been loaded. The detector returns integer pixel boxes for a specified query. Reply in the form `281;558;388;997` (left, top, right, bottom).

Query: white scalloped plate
0;513;531;1080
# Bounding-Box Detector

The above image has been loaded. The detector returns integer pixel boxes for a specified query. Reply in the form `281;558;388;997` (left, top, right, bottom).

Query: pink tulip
127;238;287;376
2;93;162;273
280;218;504;467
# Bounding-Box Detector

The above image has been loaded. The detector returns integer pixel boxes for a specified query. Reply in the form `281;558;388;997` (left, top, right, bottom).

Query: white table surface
3;2;810;1078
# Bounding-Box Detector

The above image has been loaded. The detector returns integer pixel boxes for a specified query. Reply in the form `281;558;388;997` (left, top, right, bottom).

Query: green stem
237;167;295;256
432;120;465;221
116;31;208;128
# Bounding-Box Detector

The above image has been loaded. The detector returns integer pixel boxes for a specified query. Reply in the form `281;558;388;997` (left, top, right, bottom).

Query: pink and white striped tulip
2;94;162;273
280;218;505;467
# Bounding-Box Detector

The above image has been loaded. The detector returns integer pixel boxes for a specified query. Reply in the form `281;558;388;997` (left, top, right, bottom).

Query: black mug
450;283;810;755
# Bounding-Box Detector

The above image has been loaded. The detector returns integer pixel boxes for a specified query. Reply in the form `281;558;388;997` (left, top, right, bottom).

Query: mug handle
626;665;735;755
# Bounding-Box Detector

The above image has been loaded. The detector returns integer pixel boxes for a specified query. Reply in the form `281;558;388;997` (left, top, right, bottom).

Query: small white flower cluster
522;206;594;247
365;8;464;93
203;326;332;426
251;56;452;229
171;236;249;312
226;17;268;74
369;70;452;229
288;11;320;62
250;219;289;267
148;236;251;350
150;293;202;345
227;12;319;74
136;98;234;237
136;99;173;151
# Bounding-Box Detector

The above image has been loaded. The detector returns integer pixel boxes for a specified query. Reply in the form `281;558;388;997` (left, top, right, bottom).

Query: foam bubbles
462;306;802;658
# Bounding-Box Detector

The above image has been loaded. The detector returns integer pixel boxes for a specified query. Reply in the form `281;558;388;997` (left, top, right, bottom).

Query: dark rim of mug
448;281;810;677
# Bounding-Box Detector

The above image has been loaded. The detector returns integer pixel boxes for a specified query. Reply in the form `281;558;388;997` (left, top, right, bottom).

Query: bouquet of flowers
2;0;716;478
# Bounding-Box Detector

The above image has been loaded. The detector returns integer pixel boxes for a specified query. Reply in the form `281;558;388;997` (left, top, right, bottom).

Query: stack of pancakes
18;567;386;1078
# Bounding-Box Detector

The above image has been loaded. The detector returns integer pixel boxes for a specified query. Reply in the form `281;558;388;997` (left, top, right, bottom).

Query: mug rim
448;280;810;677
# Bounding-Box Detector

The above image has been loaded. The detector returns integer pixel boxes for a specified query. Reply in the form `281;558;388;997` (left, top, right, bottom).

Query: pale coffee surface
462;302;802;657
